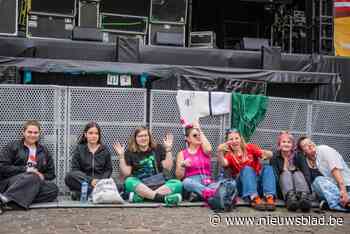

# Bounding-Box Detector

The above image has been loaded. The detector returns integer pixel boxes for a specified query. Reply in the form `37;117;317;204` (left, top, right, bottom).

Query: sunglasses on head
225;128;239;134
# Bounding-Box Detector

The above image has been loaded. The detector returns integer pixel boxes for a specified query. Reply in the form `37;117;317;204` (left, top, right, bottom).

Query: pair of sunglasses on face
190;133;201;138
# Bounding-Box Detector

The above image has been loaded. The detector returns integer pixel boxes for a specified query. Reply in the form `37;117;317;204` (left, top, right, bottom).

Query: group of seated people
0;120;349;214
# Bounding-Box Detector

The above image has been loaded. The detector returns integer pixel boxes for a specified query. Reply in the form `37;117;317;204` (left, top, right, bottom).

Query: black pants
65;171;93;194
0;173;58;209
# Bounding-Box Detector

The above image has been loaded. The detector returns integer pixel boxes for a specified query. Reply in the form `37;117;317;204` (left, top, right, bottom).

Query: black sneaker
299;192;312;212
71;191;80;201
286;191;299;212
188;192;202;202
319;200;329;210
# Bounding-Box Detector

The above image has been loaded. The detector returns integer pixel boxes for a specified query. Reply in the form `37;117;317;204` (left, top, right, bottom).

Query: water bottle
80;181;88;203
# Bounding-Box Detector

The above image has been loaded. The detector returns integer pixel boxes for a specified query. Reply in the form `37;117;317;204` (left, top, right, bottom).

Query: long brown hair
127;126;157;152
78;121;102;145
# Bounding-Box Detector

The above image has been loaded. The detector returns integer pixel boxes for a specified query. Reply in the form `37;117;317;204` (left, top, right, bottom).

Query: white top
27;147;37;167
316;145;350;186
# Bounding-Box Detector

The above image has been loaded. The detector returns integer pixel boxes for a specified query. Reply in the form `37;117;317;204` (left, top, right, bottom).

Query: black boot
298;192;312;212
0;201;4;215
0;193;8;215
286;191;299;212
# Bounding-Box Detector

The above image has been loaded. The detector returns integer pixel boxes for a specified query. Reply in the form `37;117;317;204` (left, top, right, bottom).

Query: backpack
207;179;237;212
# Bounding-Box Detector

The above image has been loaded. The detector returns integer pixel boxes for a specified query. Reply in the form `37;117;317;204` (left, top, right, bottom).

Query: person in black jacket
270;131;312;212
65;122;113;200
0;120;58;214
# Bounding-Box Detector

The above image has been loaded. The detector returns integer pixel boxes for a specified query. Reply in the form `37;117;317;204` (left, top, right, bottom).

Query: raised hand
113;142;125;156
163;132;174;152
192;120;201;130
217;143;229;152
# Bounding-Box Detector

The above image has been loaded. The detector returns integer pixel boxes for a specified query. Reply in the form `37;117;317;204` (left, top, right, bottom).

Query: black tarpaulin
0;56;340;101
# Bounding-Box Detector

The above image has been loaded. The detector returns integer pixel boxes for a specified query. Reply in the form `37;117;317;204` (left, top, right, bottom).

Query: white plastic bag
92;178;125;204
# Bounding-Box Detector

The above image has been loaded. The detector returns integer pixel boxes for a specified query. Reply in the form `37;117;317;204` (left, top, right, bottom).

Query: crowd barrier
1;85;349;193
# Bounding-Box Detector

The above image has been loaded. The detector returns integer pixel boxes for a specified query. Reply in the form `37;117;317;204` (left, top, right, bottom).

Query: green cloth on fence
231;92;269;142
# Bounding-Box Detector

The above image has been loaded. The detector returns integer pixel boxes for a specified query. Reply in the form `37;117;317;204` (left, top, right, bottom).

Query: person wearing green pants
114;126;182;205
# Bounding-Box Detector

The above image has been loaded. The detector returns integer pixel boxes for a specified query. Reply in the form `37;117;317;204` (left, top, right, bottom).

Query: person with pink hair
270;131;312;212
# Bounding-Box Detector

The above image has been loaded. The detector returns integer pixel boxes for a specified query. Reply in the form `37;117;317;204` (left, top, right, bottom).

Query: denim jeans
183;175;220;195
312;176;350;212
237;165;276;199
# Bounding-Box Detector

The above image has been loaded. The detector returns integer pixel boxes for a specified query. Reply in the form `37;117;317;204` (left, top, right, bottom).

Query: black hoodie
70;144;113;183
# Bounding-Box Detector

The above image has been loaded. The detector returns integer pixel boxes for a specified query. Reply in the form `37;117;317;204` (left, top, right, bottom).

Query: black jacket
294;152;323;189
71;144;113;181
0;140;56;180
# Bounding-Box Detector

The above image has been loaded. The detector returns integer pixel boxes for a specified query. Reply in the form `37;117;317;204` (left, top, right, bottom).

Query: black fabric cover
116;36;141;63
0;56;341;101
262;46;282;70
0;37;115;61
1;36;350;102
0;65;20;84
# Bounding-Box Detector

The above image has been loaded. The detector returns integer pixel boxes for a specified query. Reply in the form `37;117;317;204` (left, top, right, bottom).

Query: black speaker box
78;0;99;28
30;0;76;16
27;12;74;39
0;0;18;36
149;23;185;46
156;32;184;46
101;0;150;17
73;27;103;41
100;13;148;35
150;0;187;23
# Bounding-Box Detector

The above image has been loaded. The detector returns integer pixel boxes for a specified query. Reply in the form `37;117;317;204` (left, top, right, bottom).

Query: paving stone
0;207;350;234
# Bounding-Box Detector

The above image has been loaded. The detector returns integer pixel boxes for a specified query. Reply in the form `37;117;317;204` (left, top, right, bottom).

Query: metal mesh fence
1;86;350;193
311;101;350;162
250;97;311;150
64;87;147;193
0;85;64;187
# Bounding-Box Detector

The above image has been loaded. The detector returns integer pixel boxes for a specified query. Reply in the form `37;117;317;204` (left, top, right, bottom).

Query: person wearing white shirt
297;136;350;211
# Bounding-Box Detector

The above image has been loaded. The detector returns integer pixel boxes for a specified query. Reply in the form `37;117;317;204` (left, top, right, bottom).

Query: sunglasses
191;133;201;138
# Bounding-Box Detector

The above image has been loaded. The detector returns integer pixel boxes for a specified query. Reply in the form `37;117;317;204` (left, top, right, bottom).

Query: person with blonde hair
114;126;182;205
0;120;58;214
270;131;312;212
217;128;276;211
